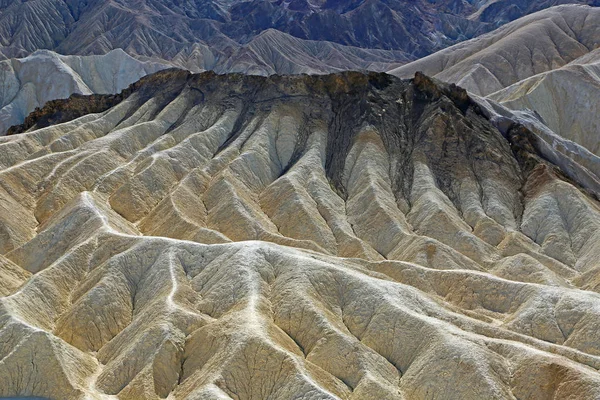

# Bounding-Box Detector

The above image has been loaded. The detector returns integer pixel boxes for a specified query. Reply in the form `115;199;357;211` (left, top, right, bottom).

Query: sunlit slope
2;71;600;399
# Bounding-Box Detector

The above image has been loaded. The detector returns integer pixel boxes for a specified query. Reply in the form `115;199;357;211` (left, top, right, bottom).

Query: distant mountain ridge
0;0;597;70
2;4;599;138
389;4;600;96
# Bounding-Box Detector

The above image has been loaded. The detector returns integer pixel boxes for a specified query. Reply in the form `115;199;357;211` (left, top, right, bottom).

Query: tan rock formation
1;70;600;399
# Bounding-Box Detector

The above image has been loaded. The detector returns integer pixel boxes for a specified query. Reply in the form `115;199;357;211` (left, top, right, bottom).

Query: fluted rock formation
2;70;600;399
208;29;410;76
389;4;600;212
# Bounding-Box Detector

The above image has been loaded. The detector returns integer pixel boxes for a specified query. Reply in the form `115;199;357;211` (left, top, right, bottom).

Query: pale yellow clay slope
1;71;600;399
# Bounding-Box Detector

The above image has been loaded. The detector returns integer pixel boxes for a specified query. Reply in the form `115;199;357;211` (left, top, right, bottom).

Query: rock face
389;4;600;210
0;34;411;137
0;49;168;135
2;70;600;399
0;0;596;72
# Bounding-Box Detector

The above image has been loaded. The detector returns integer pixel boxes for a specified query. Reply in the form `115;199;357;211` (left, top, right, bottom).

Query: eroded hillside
389;5;600;96
1;71;600;399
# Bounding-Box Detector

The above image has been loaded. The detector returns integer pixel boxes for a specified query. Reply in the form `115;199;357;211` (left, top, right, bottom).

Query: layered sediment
2;70;600;399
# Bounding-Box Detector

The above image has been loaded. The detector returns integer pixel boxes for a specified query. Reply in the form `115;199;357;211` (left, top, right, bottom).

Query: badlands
1;69;600;399
0;49;168;136
391;5;600;217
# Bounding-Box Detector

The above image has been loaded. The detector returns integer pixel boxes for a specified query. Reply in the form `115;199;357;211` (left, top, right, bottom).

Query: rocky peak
7;69;520;199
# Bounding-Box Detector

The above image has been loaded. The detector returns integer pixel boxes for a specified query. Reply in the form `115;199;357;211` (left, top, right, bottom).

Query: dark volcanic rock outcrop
6;68;188;136
390;5;600;206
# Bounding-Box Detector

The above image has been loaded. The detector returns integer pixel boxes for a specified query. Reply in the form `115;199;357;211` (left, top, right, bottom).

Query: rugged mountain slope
209;29;409;75
389;5;600;96
0;0;597;71
0;33;409;137
0;49;168;135
388;4;600;185
2;70;600;399
488;49;600;155
0;30;412;139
